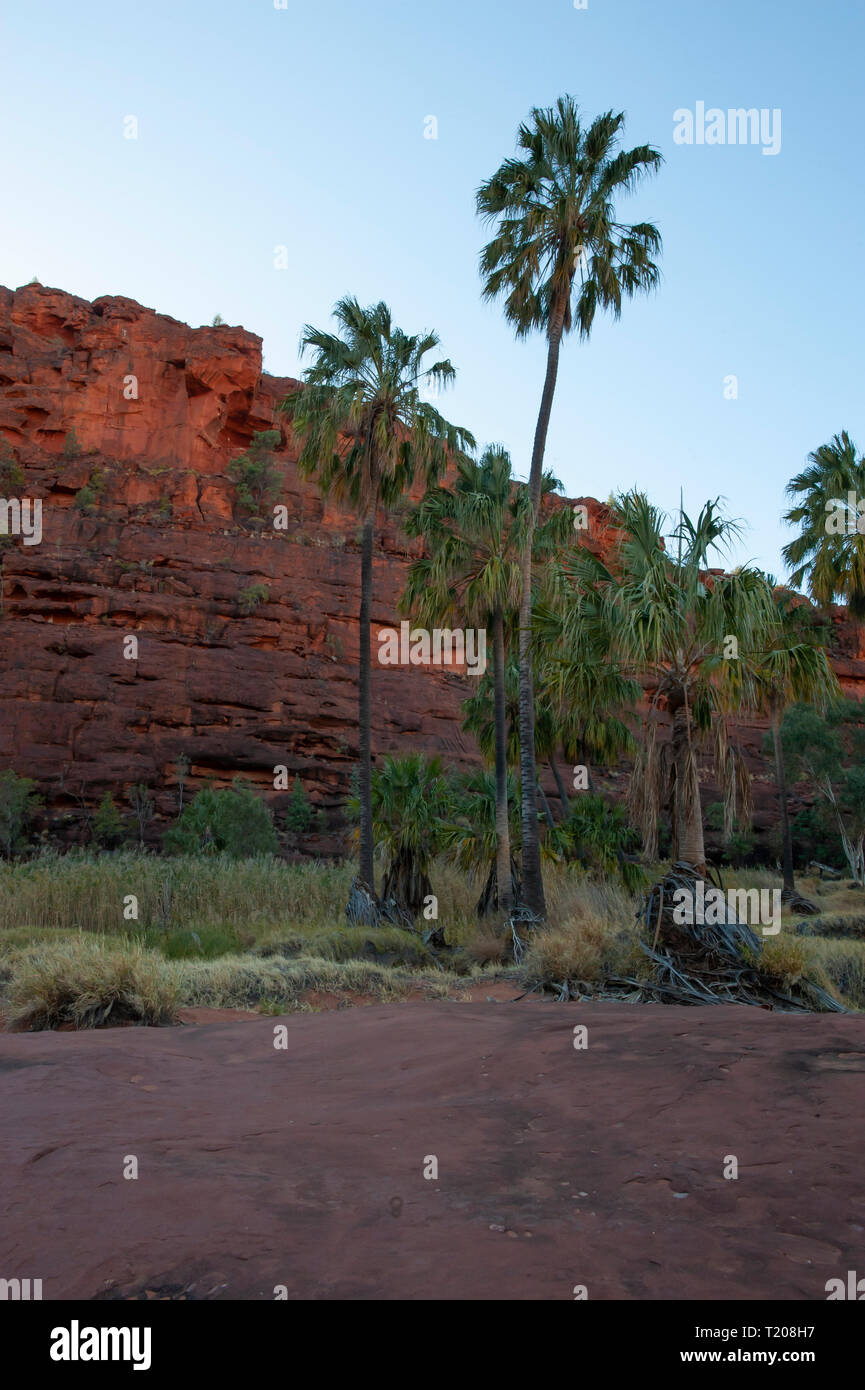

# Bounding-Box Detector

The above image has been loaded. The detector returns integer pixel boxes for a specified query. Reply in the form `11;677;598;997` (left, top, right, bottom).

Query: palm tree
281;298;474;902
751;592;839;895
477;94;663;916
534;559;640;814
440;768;521;918
347;753;451;921
562;491;791;871
783;431;865;617
401;446;526;913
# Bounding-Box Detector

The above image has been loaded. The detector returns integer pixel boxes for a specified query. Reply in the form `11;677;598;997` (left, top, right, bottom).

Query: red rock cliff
1;283;863;848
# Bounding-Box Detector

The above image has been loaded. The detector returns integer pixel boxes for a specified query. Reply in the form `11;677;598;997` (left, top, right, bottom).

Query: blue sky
2;0;862;579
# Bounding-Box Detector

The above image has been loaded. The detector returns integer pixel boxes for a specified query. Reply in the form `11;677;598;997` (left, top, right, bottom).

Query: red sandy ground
2;1000;864;1300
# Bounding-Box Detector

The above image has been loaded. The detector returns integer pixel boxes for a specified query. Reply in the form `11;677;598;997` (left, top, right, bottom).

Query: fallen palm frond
524;863;845;1011
781;887;820;915
631;863;844;1012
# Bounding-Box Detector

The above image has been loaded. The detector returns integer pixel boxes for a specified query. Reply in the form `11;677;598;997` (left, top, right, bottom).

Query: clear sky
2;0;862;579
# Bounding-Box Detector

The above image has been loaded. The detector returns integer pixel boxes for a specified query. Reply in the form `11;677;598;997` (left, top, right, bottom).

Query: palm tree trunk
771;705;795;895
357;501;376;893
518;305;566;916
537;776;555;830
670;694;705;872
550;756;570;819
491;607;513;914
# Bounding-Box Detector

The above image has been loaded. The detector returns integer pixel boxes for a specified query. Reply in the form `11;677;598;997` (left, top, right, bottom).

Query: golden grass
801;937;865;1010
3;935;459;1030
0;852;356;941
523;879;638;989
8;938;180;1031
6;853;863;1028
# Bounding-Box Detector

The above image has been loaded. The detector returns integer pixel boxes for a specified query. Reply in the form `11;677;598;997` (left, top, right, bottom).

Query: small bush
753;935;829;993
458;924;509;968
0;768;41;859
284;775;313;836
523;899;635;989
228;430;281;517
803;937;865;1010
163;781;278;858
62;428;82;459
238;583;269;615
74;468;105;512
0;446;25;493
92;792;125;849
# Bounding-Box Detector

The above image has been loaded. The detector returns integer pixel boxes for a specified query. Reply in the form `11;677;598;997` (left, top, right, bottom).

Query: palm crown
476;95;663;340
283;296;475;510
782;431;865;616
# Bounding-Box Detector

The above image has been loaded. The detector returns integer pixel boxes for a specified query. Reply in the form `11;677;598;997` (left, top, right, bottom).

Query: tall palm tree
477;94;663;916
401;446;526;914
282;298;474;900
783;431;865;617
750;592;839;895
562;491;790;871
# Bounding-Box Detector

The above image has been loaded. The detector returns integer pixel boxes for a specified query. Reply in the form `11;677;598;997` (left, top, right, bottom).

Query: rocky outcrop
1;282;863;851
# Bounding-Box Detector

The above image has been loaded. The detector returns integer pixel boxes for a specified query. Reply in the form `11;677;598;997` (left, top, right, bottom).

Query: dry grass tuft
523;879;638;990
8;938;180;1031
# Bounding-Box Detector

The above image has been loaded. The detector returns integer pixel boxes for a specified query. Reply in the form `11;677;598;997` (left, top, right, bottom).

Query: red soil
2;1000;864;1300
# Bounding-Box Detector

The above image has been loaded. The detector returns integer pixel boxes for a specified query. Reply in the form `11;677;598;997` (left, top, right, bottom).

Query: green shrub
73;467;105;512
163;781;278;858
92;792;125;849
238;583;269;615
0;768;41;858
62;428;82;459
228;430;281;516
284;775;314;836
0;446;25;493
550;794;646;891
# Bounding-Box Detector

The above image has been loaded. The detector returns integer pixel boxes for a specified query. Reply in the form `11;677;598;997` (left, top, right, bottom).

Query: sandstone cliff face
0;283;508;841
1;283;863;850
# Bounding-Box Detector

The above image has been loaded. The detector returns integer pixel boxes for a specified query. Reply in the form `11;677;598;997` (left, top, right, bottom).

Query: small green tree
163;780;278;857
74;468;105;512
93;792;125;849
228;430;282;517
777;700;865;883
284;775;314;836
62;428;82;459
0;445;25;494
0;769;41;857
